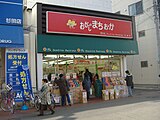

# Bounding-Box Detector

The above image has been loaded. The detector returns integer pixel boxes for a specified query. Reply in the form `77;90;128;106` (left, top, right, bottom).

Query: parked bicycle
0;84;16;114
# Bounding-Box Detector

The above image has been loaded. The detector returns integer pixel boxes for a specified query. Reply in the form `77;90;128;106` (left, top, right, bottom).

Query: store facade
0;0;24;90
29;3;138;93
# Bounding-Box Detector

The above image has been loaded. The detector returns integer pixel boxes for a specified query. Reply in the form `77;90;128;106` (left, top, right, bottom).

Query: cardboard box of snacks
102;90;109;101
109;89;115;100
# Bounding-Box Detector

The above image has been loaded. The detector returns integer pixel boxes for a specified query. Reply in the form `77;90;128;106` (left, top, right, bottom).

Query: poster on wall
5;48;28;102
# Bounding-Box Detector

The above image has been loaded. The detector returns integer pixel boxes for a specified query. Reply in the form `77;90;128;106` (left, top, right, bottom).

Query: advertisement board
17;65;33;101
5;48;28;102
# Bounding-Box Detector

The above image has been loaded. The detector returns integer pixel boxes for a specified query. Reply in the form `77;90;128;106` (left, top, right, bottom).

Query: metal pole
153;0;160;64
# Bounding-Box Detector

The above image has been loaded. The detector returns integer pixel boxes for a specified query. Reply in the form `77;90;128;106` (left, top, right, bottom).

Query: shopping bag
90;88;92;95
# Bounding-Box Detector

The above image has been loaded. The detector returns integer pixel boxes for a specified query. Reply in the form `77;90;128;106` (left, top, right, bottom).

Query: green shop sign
37;34;138;55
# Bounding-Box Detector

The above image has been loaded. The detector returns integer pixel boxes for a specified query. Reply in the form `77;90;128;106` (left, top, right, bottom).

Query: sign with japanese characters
5;48;28;102
17;65;33;101
46;11;133;39
0;25;24;48
0;0;23;26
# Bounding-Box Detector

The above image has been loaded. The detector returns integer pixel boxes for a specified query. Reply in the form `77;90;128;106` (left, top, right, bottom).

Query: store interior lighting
43;54;119;65
87;55;100;59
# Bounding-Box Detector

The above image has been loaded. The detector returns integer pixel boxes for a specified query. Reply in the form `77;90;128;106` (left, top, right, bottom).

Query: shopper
93;73;99;85
47;73;52;81
54;74;71;106
38;79;55;116
83;69;92;100
125;70;133;97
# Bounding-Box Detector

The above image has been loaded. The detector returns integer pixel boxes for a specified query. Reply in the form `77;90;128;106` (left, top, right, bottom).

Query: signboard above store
46;11;133;39
0;25;24;48
37;34;138;55
0;0;23;26
0;0;22;3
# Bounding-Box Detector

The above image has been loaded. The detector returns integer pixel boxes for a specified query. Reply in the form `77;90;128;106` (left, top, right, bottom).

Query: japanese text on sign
80;20;114;32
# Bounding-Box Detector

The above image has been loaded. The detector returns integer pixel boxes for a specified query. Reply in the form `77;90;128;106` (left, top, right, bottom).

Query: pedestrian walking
125;70;133;97
38;79;55;116
54;74;71;106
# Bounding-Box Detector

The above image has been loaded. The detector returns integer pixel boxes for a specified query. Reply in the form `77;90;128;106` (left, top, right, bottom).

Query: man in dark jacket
83;69;92;100
54;74;71;106
125;70;133;97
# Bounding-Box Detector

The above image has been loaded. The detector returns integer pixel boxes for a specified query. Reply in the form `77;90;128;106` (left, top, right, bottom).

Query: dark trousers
87;91;90;100
39;104;54;115
61;94;71;106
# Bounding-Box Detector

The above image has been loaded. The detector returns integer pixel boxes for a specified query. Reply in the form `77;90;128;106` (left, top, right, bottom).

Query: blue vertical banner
5;48;28;102
17;65;33;101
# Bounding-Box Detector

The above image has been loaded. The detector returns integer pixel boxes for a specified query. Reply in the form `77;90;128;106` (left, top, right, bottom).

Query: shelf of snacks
101;72;128;100
66;73;84;104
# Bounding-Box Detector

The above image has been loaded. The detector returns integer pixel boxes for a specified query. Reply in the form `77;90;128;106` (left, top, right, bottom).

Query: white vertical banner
37;53;43;90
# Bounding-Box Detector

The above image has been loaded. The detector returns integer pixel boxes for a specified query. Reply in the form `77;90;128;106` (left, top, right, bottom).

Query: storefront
0;0;24;90
31;3;138;104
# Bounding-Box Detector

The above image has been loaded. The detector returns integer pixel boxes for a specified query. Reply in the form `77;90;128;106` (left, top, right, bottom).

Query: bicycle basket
6;84;12;92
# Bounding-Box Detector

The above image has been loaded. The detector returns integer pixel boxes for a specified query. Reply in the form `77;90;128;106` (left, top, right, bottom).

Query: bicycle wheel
0;99;10;112
34;96;40;111
10;100;15;114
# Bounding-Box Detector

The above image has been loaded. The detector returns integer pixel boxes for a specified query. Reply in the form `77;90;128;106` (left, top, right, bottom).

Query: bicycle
30;91;55;111
0;85;16;114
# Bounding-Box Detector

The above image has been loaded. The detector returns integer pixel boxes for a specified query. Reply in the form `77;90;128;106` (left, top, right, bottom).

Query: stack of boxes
70;87;81;104
102;89;109;100
109;89;115;100
101;75;128;101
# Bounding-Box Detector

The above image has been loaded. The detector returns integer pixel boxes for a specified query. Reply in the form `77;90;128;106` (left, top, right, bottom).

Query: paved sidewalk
0;89;160;120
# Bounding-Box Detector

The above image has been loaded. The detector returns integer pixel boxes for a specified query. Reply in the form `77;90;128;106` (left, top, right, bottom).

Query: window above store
128;0;143;16
138;30;145;38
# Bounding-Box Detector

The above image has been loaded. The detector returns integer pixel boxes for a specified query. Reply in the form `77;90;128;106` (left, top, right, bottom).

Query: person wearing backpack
83;69;92;100
125;70;134;97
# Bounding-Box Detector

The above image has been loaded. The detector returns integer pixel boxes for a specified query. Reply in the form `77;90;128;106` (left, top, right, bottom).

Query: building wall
24;4;38;90
26;0;112;12
112;0;160;86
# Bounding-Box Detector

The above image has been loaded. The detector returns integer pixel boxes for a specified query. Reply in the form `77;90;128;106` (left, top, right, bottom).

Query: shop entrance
42;54;122;105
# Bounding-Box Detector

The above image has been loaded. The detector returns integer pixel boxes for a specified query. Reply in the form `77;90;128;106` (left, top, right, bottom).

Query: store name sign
46;11;133;39
0;1;23;26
